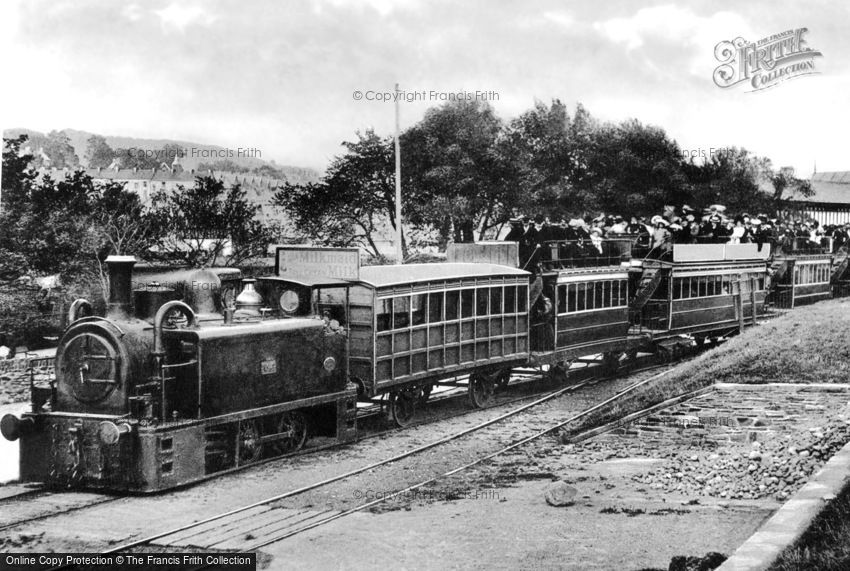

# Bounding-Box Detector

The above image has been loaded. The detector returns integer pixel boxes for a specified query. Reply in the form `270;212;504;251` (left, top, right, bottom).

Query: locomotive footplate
10;385;358;493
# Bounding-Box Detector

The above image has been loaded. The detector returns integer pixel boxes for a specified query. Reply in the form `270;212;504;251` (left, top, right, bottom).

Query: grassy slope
660;297;850;386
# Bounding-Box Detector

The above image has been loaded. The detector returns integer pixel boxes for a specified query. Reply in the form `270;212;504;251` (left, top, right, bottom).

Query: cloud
594;5;755;77
155;3;217;31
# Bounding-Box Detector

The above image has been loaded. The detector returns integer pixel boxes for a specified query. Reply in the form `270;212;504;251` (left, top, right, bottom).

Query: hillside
4;127;320;184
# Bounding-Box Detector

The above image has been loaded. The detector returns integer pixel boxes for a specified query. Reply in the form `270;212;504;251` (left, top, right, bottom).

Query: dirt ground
4;379;848;571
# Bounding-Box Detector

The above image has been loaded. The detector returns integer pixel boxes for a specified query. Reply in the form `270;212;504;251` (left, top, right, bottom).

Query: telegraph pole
394;83;403;263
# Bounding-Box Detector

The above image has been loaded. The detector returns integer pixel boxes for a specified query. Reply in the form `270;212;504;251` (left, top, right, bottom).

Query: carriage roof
356;263;529;288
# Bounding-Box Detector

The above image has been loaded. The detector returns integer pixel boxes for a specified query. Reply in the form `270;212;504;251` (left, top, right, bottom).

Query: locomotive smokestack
105;255;136;319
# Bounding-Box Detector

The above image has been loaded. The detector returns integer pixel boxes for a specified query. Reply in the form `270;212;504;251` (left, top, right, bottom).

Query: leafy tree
84;135;115;168
769;168;814;216
402;99;513;244
148;176;274;267
41;130;80;169
273;129;397;258
499;99;576;221
1;135;37;216
570;117;686;217
683;148;773;215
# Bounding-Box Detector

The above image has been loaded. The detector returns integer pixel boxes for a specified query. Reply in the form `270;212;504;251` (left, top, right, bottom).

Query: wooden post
750;275;757;325
736;277;745;334
394;83;403;263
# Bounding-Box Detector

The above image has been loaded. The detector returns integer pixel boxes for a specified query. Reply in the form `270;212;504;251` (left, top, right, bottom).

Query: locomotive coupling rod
1;414;35;441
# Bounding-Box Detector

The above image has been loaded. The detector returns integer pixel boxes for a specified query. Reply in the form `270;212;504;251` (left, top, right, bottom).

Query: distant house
782;171;850;226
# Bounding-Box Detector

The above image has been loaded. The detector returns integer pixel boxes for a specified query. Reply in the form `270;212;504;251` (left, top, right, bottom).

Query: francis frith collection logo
713;28;822;92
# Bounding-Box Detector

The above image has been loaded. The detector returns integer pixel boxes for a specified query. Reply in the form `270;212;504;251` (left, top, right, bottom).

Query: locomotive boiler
1;256;357;492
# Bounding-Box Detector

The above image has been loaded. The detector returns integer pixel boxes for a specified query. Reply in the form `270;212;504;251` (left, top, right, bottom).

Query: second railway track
99;361;684;558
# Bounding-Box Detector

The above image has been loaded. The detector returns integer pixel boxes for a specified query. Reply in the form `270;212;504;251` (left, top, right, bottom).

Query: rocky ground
0;366;51;405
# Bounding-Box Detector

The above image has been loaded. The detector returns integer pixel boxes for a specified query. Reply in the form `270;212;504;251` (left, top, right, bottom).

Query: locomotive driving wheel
270;412;308;454
389;390;417;428
236;419;263;465
468;372;495;409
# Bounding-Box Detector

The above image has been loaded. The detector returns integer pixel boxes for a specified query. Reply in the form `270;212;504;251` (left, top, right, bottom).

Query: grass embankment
563;297;850;438
769;478;850;570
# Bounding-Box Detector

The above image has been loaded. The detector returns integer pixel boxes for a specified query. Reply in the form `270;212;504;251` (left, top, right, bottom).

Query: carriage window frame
428;291;443;323
476;288;489;316
411;293;426;326
557;279;629;314
445;289;460;321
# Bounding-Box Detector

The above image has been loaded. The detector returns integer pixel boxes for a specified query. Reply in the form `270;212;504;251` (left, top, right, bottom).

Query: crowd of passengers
503;204;848;269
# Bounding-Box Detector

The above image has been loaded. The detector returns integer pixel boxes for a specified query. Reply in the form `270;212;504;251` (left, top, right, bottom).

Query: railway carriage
346;264;530;424
631;244;769;358
771;254;833;308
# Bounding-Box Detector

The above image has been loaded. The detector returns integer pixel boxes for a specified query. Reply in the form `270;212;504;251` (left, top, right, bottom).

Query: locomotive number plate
261;359;277;375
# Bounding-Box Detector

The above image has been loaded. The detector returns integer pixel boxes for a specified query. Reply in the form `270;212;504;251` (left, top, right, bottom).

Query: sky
1;0;847;177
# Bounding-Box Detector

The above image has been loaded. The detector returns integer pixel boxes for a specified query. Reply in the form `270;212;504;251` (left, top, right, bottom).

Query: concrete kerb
718;435;850;570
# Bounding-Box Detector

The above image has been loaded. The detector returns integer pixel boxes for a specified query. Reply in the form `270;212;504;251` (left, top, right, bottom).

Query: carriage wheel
547;362;568;384
419;384;433;405
494;368;512;391
601;352;621;376
389;390;417;428
269;411;308;455
468;373;495;409
237;419;263;465
654;346;673;365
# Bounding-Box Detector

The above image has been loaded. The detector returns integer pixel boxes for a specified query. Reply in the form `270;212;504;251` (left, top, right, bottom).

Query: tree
1;135;37;216
402;99;513;244
569;115;686;217
41;130;80;169
684;148;773;215
769;168;814;216
273;129;397;258
84;135;114;168
148;176;274;267
499;99;576;223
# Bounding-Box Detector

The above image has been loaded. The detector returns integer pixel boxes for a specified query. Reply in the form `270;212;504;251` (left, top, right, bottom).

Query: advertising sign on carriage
275;246;360;281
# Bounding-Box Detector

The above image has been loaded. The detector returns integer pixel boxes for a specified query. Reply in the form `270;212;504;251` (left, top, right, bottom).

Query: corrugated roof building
784;171;850;225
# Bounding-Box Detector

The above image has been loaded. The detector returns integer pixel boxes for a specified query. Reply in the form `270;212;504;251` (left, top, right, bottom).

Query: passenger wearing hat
519;215;541;269
609;215;627;234
504;217;524;242
651;216;671;250
589;226;604;254
700;213;728;243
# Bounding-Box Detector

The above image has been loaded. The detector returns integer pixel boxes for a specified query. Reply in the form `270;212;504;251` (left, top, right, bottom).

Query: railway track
99;362;687;558
0;356;627;532
3;344;712;554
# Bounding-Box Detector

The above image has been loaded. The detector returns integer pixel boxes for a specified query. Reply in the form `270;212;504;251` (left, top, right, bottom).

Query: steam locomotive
1;256;356;491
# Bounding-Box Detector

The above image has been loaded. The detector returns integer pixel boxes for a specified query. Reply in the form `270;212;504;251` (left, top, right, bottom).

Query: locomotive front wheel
237;419;263;465
468;373;495;409
389;390;417;428
271;411;308;454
